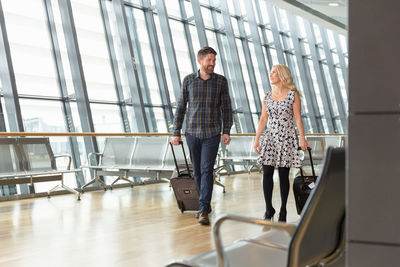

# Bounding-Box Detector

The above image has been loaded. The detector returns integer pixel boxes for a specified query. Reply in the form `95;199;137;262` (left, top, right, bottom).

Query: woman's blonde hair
273;64;297;91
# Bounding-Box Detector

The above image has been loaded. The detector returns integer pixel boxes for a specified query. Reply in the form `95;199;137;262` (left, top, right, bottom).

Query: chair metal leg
110;177;134;188
110;170;134;189
110;176;123;188
82;177;107;189
214;165;230;177
248;164;257;173
160;177;172;185
60;184;81;200
213;165;228;193
247;163;262;174
48;176;81;200
214;178;226;193
48;184;61;194
81;170;107;191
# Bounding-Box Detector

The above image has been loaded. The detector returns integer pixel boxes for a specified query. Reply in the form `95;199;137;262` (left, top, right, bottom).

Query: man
171;46;233;225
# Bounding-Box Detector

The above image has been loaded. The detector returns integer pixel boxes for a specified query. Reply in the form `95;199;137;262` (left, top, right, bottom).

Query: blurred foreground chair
166;147;345;267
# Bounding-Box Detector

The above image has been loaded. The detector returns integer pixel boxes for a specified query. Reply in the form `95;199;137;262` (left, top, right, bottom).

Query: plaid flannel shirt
173;71;233;139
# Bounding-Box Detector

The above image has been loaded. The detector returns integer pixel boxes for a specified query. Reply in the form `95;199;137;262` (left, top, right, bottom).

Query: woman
254;64;309;222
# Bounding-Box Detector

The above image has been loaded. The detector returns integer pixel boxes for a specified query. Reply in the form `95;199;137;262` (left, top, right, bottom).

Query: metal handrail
213;214;296;267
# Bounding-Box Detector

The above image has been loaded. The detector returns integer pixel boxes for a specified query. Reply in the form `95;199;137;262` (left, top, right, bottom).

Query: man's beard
204;65;214;74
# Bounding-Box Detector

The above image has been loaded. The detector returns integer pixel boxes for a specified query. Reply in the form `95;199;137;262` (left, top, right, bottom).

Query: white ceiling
297;0;347;24
265;0;348;34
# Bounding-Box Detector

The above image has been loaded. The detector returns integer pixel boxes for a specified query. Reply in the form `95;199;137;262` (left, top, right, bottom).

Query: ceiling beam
264;0;347;35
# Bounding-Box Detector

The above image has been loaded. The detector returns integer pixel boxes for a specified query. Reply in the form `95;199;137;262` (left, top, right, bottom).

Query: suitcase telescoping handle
299;147;316;179
169;140;191;176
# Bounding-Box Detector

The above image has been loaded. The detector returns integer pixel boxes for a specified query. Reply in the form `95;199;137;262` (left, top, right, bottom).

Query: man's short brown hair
197;46;217;59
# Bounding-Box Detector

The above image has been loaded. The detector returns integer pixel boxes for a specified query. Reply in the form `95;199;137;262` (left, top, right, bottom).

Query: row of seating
81;136;226;192
0;137;81;199
0;135;345;199
0;136;226;199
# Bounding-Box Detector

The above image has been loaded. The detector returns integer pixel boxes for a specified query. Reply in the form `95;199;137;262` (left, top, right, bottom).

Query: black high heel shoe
278;209;287;222
264;208;275;220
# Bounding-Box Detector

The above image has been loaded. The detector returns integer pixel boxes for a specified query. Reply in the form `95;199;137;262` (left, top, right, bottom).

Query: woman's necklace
272;89;288;100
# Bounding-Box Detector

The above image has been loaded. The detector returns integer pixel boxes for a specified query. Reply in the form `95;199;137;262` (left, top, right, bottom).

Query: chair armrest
213;214;296;267
54;154;72;170
88;152;103;166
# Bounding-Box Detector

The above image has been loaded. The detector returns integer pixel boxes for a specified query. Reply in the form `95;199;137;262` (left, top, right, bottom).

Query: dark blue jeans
185;133;220;213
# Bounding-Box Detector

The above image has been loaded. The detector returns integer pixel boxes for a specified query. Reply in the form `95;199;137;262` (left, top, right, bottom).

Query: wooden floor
0;172;300;267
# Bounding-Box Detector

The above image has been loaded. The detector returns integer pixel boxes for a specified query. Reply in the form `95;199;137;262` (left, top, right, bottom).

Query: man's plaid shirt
173;71;233;139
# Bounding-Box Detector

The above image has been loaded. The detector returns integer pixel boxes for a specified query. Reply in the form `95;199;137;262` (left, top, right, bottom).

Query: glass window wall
0;0;349;195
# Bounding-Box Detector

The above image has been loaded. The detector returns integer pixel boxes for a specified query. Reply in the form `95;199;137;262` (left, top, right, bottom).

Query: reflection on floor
0;171;300;267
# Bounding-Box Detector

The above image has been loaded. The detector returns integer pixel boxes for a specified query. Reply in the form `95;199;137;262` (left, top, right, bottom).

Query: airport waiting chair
167;147;345;267
324;136;344;150
81;137;137;191
219;136;260;174
303;136;325;165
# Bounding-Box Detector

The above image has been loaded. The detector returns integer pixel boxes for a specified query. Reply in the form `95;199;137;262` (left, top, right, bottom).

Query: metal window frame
139;0;174;131
253;0;273;70
57;0;100;167
320;27;347;132
243;0;271;94
111;0;149;132
0;1;30;195
191;0;208;47
155;0;182;101
99;0;132;133
265;2;286;64
333;33;348;94
287;15;321;133
178;0;197;72
0;2;24;133
231;1;261;118
44;0;85;186
125;7;158;132
304;21;337;132
218;0;255;133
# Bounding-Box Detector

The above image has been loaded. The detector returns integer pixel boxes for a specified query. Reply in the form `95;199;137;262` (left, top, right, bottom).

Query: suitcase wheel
177;200;185;213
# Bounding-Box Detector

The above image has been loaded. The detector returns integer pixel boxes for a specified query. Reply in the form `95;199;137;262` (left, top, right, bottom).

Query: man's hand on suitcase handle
171;136;182;146
222;134;231;145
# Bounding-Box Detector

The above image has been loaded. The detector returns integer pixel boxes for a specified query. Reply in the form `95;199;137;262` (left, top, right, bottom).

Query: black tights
262;165;290;214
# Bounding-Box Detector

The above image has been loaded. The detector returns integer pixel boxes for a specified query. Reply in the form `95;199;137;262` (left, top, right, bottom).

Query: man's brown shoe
198;212;210;225
195;208;212;219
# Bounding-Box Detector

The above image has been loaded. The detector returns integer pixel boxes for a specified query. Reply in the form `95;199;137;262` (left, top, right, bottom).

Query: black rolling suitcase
169;141;199;213
293;147;317;215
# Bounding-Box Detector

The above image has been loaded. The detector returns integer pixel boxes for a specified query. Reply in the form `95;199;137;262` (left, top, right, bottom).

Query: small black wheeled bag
169;141;199;213
293;147;318;215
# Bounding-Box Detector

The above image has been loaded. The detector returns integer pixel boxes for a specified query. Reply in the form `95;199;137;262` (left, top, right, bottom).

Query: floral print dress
257;90;301;168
